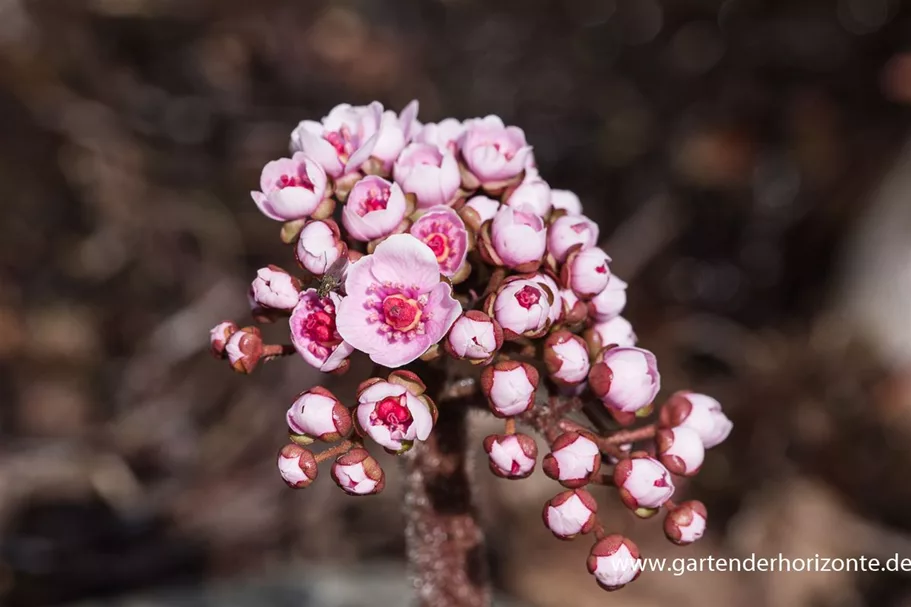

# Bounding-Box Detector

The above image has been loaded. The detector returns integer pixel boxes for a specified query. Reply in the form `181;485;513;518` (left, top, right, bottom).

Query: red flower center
324;127;352;159
303;310;340;346
514;285;541;310
595;264;608;274
653;474;669;488
360;186;390;215
278;172;315;191
423;232;450;262
382;295;423;331
372;396;413;435
510;460;521;475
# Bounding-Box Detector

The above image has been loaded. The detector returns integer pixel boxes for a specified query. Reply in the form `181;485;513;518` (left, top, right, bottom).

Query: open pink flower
459;115;533;189
342;176;409;242
371;100;420;170
336;234;462;368
290;102;383;177
355;380;434;452
289;289;354;373
415;118;465;153
251;152;330;221
393;143;461;208
409;206;469;279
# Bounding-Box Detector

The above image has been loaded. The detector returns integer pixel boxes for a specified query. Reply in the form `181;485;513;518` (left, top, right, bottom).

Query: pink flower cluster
209;101;733;595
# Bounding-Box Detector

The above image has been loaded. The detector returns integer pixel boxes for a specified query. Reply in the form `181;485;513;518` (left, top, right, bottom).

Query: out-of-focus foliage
2;0;911;605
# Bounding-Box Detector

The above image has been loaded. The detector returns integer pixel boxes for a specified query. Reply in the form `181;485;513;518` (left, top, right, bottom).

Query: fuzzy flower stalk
210;101;733;607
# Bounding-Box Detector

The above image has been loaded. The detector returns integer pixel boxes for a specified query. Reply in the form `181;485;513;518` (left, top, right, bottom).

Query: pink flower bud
664;500;708;545
483;205;546;272
542;431;602;487
459;115;532;190
295;219;347;276
370;101;420;170
562;246;611;299
551;189;583;215
409;206;469;278
659;391;733;449
286;386;353;443
614;454;675;515
542;489;598;539
532;272;565;327
331;448;385;496
547;215;600;263
342;176;409;242
250;265;302;311
656;426;705;476
589;347;660;413
290;101;384;177
503;176;552;217
481;360;539;418
589;275;628;321
587;535;642;591
225;327;263;374
585;316;637;353
209;321;238;358
543;331;591;386
289;289;354;373
394;143;461;208
277;444;319;488
444;311;504;364
414;118;465;153
483;433;538;479
251;152;330;221
487;278;552;340
355;380;435;453
462;196;500;229
560;288;588;326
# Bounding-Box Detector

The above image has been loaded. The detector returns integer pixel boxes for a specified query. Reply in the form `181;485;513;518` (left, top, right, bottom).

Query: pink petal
369;234;442;292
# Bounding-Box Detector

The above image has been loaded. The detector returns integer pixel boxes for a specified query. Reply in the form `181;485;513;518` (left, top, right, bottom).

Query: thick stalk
404;398;491;607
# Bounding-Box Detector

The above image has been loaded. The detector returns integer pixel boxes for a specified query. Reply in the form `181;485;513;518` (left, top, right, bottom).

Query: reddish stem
262;344;297;359
504;418;516;435
314;440;353;463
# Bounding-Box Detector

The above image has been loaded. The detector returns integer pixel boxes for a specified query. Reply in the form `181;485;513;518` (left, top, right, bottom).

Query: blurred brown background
3;0;911;605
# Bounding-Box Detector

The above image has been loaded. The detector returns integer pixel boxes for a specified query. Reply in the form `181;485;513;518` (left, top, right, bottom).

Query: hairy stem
405;398;491;607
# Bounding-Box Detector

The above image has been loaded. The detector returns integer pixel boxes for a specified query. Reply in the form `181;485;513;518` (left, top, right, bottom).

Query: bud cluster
209;101;734;594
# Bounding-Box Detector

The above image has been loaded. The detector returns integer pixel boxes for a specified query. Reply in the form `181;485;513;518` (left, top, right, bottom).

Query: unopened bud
664;500;707;545
542;489;598;539
444;311;503;364
587;535;642;591
295;219;348;276
483;433;538;479
542;431;601;488
543;331;591;386
613;453;675;516
225;326;264;374
277;444;318;488
481;360;539;418
589;347;660;414
209;321;238;358
286;386;352;443
250;265;302;311
656;426;705;476
562;246;611;300
331;448;385;496
659;391;733;449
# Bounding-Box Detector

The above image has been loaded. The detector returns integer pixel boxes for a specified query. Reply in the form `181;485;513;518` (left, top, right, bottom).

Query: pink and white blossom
550;189;583;215
664;501;708;545
277;444;318;489
544;331;591;386
225;327;263;374
331;448;385;496
371;101;420;170
355;380;434;453
614;454;675;514
295;220;347;276
286;386;352;443
488;278;552;339
542;432;601;488
543;489;598;539
481;361;539;418
415;118;465;153
209;321;238;358
459;115;532;190
460;195;501;232
657;426;705;476
563;246;611;299
586;316;637;352
484;205;546;272
289;289;354;373
587;536;642;591
660;392;733;449
250;265;301;311
342;176;409;242
483;433;538;479
547;215;599;263
336;235;462;368
444;311;503;364
251;152;330;221
589;275;628;321
290;102;384;177
393;143;461;208
409;206;469;279
504;175;552;217
589;347;660;413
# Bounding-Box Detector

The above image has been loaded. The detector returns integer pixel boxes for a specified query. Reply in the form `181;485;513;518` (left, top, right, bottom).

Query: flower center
515;285;541;310
596;263;608;274
303;310;340;346
277;171;314;191
360;186;390;215
324;126;353;160
653;473;669;488
423;232;450;262
382;294;423;332
491;140;515;161
371;396;413;436
510;459;521;475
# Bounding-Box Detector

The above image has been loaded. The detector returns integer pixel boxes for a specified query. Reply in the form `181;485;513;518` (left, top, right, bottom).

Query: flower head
250;265;301;311
289;289;354;373
331;448;385;496
295;220;347;276
585;316;637;353
664;501;708;545
481;360;539;417
589;347;660;413
543;489;598;539
290;102;383;177
589;275;628;321
444;311;503;364
409;206;469;279
481;205;546;272
542;432;602;488
415;118;465;153
659;392;733;449
209;321;238;358
483;433;538;479
460;115;532;190
251;152;330;221
225;327;263;374
656;426;705;476
337;234;462;368
563;246;611;299
544;331;591;386
614;453;675;515
394;143;461;208
587;536;642;591
547;214;599;263
486;277;552;340
286;386;352;443
504;175;552;217
277;444;318;489
342;176;409;242
354;378;435;453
